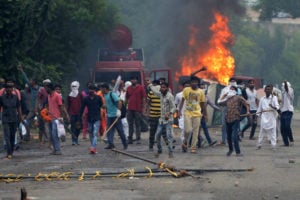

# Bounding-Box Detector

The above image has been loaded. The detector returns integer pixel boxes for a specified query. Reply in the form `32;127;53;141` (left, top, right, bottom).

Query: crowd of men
0;67;295;159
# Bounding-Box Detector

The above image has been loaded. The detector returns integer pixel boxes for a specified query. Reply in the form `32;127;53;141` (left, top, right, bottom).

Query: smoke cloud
110;0;245;72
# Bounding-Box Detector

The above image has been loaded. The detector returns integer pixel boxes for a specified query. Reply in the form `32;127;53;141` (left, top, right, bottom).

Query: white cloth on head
69;81;80;97
43;79;51;84
124;81;132;90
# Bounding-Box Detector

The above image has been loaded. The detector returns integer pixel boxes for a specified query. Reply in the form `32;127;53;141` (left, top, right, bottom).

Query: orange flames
176;11;235;85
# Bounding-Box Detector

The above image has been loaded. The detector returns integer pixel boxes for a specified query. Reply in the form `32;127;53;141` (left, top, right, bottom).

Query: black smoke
109;0;245;71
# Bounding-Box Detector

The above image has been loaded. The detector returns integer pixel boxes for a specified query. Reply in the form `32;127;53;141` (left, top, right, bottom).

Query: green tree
0;0;119;84
254;0;300;21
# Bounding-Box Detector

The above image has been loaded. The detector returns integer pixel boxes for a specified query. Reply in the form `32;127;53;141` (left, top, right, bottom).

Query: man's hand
178;112;182;119
116;109;121;117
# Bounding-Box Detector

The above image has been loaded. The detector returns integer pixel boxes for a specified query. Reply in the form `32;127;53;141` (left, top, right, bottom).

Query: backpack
109;92;127;118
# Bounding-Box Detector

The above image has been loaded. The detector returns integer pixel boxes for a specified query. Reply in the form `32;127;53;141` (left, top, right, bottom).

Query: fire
176;11;235;85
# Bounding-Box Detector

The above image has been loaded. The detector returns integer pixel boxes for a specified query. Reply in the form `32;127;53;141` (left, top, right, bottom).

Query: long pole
101;117;120;140
240;109;274;117
111;149;194;178
111;148;159;166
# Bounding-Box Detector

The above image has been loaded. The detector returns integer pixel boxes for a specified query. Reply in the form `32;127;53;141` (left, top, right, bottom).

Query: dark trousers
226;120;241;154
241;110;257;138
280;111;294;146
70;115;81;144
3;122;18;156
198;116;213;144
107;117;127;147
127;110;142;141
149;117;167;148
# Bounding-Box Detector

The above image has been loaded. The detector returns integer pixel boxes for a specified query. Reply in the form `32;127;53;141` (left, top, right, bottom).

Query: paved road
1;112;300;200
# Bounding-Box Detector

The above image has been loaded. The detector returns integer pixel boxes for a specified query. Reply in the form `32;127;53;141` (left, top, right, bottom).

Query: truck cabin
93;47;146;85
98;48;144;62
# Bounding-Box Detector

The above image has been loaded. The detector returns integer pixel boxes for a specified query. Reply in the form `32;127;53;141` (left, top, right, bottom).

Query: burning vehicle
175;11;263;126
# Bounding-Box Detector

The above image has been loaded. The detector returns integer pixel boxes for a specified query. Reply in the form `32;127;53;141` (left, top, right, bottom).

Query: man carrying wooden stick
256;85;280;150
101;83;128;150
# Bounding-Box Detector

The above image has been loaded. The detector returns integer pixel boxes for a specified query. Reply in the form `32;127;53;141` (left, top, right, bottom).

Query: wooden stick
190;66;207;77
240;109;274;117
101;117;120;140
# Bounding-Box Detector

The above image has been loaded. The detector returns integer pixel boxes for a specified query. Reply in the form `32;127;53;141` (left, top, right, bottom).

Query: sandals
190;147;197;153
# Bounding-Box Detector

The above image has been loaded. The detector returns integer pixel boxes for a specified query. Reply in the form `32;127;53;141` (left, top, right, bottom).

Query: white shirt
174;91;185;115
257;95;279;130
246;88;257;111
281;87;294;112
217;85;231;105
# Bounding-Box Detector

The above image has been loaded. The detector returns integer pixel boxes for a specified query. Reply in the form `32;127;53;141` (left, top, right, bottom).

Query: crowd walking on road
0;67;296;160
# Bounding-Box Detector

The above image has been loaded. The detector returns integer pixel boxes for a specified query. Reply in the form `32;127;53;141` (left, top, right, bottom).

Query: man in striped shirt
147;80;165;151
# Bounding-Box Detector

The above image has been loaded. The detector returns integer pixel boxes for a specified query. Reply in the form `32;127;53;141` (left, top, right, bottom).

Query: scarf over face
69;81;80;97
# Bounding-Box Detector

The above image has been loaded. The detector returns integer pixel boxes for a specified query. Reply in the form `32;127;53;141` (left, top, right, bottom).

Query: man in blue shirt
101;83;127;150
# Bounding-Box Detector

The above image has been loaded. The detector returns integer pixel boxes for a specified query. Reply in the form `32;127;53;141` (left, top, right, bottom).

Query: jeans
127;110;142;141
241;110;257;138
3;122;17;156
149;117;167;148
199;116;213;144
280;111;294;146
226;120;241;154
107;117;127;147
49;120;61;152
70;115;81;144
156;121;173;153
88;120;100;148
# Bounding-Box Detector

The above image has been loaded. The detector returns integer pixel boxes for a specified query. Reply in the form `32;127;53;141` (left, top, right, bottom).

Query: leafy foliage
0;0;119;84
254;0;300;21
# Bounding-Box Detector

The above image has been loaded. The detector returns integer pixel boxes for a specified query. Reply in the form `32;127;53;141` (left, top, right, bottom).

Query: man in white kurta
174;81;190;146
256;85;279;149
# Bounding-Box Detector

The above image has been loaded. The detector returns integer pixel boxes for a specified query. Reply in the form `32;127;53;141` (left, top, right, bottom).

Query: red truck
92;24;173;89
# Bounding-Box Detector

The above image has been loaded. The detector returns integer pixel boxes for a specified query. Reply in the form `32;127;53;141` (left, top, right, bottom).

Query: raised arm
17;64;30;84
149;84;161;97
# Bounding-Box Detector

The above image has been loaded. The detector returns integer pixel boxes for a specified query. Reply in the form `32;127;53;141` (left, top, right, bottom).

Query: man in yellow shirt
178;76;207;153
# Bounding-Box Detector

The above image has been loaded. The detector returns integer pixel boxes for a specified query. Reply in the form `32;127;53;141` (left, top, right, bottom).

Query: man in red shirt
46;83;69;155
126;76;146;144
67;81;82;145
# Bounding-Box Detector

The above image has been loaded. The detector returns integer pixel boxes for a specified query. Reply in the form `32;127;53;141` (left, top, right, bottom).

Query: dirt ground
1;113;300;200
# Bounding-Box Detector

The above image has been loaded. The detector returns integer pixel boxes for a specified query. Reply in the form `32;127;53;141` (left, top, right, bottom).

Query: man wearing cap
0;82;22;159
126;76;146;144
32;79;52;146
